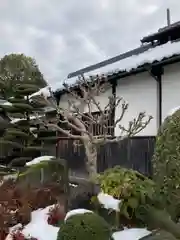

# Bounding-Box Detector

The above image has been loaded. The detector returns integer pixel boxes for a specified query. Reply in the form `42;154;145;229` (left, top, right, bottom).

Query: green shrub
152;109;180;219
57;212;112;240
96;166;155;220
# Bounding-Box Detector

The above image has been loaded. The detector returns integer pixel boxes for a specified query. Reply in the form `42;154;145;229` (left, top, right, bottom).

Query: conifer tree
0;80;55;169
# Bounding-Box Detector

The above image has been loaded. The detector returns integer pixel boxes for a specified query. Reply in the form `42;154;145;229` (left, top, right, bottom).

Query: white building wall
162;62;180;120
59;93;80;110
115;72;157;136
60;68;180;136
59;87;112;113
83;87;112;112
59;73;157;136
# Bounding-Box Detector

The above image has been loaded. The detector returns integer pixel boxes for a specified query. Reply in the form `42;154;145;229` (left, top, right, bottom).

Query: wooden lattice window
82;111;114;136
55;110;114;138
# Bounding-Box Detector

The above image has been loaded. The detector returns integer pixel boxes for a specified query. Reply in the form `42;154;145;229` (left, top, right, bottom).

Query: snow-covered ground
22;206;59;240
4;155;151;240
7;193;151;240
8;206;151;240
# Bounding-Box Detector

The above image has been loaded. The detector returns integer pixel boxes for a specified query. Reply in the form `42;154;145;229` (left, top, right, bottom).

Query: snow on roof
55;40;180;92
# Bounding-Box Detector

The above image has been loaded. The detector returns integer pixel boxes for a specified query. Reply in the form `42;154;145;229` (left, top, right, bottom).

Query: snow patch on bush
97;192;121;211
64;209;93;222
26;156;55;166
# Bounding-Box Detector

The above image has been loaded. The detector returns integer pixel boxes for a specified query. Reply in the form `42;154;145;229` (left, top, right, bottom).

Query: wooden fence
56;136;156;177
0;136;156;177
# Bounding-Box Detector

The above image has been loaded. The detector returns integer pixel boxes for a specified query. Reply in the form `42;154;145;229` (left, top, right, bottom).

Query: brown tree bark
83;138;97;178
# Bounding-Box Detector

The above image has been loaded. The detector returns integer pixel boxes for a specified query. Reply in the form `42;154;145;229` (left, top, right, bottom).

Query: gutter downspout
149;66;164;129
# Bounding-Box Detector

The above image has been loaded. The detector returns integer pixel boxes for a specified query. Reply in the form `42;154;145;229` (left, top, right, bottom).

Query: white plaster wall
115;72;157;136
59;86;112;113
83;86;112;112
59;73;157;136
162;62;180;120
59;93;80;110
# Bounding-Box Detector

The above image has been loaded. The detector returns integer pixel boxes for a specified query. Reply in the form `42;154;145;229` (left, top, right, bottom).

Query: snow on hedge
167;106;180;116
112;228;151;240
30;86;51;99
64;209;93;222
11;115;37;123
22;205;59;240
97;192;121;212
8;205;151;240
26;156;55;166
2;101;13;106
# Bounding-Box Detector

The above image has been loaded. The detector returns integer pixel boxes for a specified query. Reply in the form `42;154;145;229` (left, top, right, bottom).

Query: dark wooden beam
109;79;117;136
150;66;164;128
156;74;162;128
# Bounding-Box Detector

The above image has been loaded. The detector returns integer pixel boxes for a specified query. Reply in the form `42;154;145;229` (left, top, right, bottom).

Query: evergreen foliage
96;166;156;220
152;109;180;220
57;212;112;240
96;167;180;238
0;78;56;169
0;53;47;98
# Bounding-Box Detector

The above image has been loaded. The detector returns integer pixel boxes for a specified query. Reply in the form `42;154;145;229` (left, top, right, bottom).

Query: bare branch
34;111;86;140
37;76;152;146
45;123;86;140
32;75;153;177
95;112;153;144
58;113;90;135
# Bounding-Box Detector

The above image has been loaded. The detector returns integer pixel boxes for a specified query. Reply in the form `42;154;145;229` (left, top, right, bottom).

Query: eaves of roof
106;53;180;81
54;53;180;97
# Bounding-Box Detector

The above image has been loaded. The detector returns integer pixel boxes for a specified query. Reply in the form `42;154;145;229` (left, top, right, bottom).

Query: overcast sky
0;0;179;89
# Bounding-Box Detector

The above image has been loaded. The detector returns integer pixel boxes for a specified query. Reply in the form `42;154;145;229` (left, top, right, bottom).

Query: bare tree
36;75;152;178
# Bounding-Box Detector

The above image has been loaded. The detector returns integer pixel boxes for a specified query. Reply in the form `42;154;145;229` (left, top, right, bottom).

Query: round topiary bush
57;212;112;240
152;109;180;219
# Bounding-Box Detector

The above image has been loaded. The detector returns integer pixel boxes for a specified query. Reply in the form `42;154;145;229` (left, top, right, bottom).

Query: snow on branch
37;75;152;144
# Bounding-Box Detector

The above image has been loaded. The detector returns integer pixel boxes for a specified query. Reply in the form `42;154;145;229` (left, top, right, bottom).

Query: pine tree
0;80;56;169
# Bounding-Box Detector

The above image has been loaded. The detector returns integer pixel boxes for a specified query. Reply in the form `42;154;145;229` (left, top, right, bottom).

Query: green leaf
0;53;47;89
6;128;30;138
15;88;39;95
23;146;45;152
0;140;23;148
120;204;130;219
16;83;40;91
9;157;32;167
0;105;19;113
13;103;34;111
127;197;139;209
8;98;27;104
38;136;59;143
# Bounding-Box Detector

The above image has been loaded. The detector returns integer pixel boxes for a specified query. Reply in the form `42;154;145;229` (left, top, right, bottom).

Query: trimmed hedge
152;109;180;219
57;212;112;240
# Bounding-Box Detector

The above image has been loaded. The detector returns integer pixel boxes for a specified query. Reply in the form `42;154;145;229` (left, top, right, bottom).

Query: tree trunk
83;138;97;178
